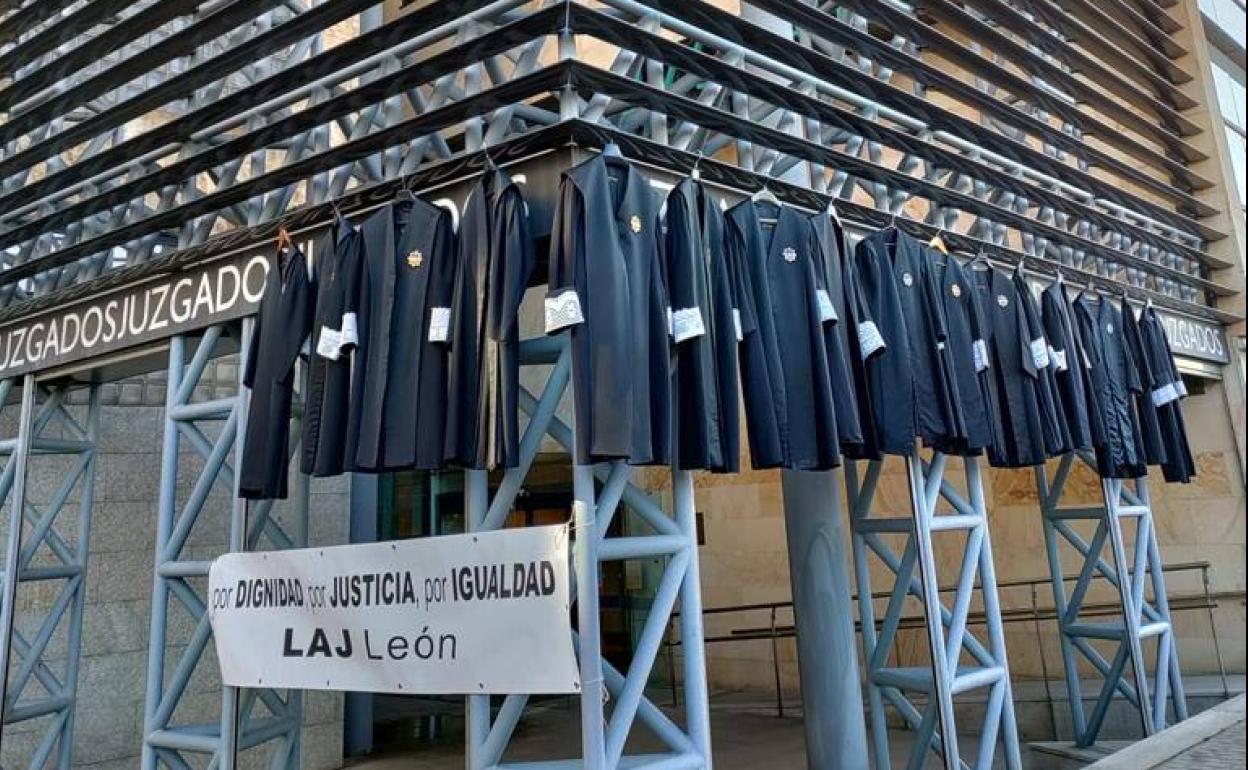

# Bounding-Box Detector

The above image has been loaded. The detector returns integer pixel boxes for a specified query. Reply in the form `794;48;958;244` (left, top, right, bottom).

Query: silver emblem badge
1106;323;1114;335
951;283;962;298
902;272;914;287
782;247;797;262
997;294;1009;308
629;215;643;234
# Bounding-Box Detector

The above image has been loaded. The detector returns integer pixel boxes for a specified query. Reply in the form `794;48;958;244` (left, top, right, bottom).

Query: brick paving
1156;719;1246;770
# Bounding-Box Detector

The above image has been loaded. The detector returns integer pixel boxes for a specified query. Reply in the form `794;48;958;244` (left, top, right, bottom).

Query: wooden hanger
928;229;949;256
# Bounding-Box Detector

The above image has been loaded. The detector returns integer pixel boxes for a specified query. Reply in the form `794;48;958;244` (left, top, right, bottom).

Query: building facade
0;1;1244;768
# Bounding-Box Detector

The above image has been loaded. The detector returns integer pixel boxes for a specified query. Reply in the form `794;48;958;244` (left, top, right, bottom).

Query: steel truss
0;378;101;770
141;322;310;770
461;335;712;770
1034;453;1187;747
847;453;1021;770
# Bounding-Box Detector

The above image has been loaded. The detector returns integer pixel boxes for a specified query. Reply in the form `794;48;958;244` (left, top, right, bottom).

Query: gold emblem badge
629;215;643;234
951;283;962;298
406;250;424;269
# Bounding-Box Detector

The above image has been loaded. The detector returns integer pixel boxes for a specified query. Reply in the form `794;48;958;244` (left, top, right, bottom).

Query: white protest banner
208;525;580;695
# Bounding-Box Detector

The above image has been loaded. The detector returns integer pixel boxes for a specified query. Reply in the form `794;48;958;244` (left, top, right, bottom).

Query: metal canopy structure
1034;454;1187;747
0;0;1219;768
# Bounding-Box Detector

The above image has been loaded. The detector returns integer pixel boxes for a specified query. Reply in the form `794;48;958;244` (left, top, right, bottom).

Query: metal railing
666;561;1239;722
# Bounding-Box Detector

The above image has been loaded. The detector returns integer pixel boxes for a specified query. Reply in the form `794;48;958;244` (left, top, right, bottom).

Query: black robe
665;177;740;473
726;200;839;470
970;266;1049;468
545;155;670;466
444;168;534;470
1121;301;1169;467
809;211;865;452
1073;295;1147;479
934;256;994;455
1040;282;1094;451
348;194;456;472
854;227;960;456
241;245;315;500
1138;306;1196;483
1013;270;1071;456
301;217;363;477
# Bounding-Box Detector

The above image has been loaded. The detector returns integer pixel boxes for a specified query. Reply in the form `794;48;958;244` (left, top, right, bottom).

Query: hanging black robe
1040;282;1093;452
726;200;839;470
1073;294;1147;479
348;194;456;472
934;256;994;455
444;168;534;471
809;210;865;452
301;217;363;477
665;177;740;473
241;245;315;500
1138;306;1196;483
545;154;670;466
970;266;1049;468
1121;300;1169;467
854;227;960;456
1013;269;1071;456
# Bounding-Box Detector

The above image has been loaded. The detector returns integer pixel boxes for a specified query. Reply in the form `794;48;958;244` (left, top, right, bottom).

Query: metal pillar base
848;453;1022;770
0;379;101;770
1035;453;1187;747
465;336;712;770
140;322;308;770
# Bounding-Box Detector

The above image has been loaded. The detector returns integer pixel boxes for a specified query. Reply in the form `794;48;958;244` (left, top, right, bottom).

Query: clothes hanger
752;182;781;225
690;151;703;182
928;228;949;256
602;141;624;159
967;247;991;271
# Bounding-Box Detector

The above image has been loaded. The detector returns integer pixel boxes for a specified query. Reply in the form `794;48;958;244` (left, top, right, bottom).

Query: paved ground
346;695;1060;769
1086;695;1245;770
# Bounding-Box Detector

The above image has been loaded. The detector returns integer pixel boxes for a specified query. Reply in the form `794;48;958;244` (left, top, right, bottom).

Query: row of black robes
854;228;962;457
241;245;315;500
1040;282;1094;452
302;217;363;478
1074;294;1148;479
934;255;995;456
809;211;867;453
971;266;1055;468
1136;306;1196;483
665;178;741;473
347;195;457;472
444;168;534;470
545;154;670;466
728;200;840;470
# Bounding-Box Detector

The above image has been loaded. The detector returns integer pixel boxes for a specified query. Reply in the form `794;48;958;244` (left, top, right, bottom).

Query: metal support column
780;469;869;770
848;453;1021;770
0;378;101;770
141;322;307;770
1035;453;1186;747
463;335;712;770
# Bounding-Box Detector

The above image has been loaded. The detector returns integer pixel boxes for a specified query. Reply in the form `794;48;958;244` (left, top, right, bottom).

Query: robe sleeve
1041;291;1069;373
489;184;533;341
428;213;456;345
810;228;838;327
1016;276;1051;371
340;236;363;350
665;190;706;344
727;225;757;342
1016;288;1038;380
1145;310;1185;402
243;309;262;389
967;276;991;373
544;180;586;334
850;244;886;361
